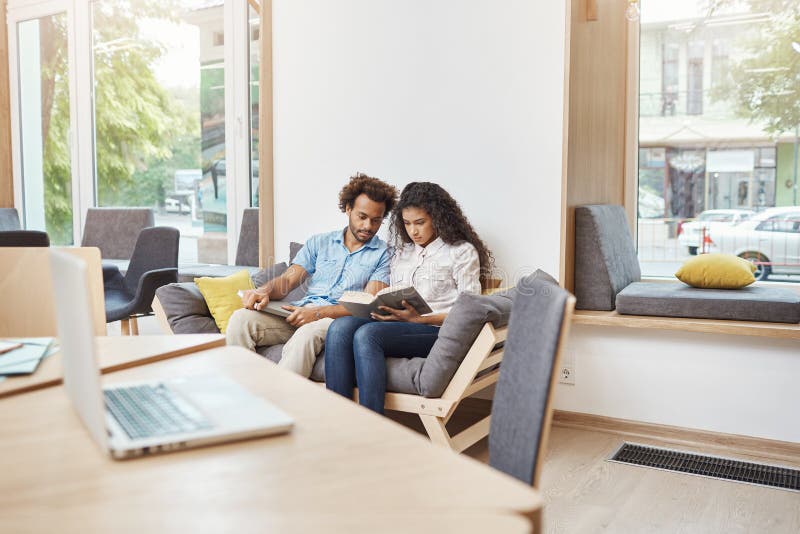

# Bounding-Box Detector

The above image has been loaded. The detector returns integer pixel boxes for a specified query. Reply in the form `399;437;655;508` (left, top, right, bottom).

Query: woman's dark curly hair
338;173;398;216
390;182;494;283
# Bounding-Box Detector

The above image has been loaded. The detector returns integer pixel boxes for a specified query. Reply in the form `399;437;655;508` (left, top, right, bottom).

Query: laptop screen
49;250;109;452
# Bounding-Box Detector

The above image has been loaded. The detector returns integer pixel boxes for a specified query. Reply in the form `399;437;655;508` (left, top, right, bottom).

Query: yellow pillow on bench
675;253;756;289
195;270;254;333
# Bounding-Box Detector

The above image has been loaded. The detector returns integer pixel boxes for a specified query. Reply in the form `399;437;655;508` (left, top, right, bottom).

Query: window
636;1;800;283
9;0;258;264
14;11;73;244
686;41;703;116
661;42;679;116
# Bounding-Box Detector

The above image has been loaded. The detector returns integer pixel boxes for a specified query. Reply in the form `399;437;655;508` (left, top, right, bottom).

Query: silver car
678;209;755;255
704;206;800;281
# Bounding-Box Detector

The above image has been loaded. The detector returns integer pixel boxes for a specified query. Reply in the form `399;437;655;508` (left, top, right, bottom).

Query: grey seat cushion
177;239;303;282
616;282;800;324
574;205;641;310
178;264;262;283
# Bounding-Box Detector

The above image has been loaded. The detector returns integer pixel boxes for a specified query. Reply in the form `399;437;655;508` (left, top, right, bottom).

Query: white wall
272;0;568;280
556;326;800;443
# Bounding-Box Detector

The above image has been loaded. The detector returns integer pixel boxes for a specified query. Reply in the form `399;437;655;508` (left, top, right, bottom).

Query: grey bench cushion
179;241;305;283
178;265;263;283
616;282;800;324
574;205;641;310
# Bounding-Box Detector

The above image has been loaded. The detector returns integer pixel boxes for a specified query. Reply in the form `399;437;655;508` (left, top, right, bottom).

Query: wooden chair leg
130;316;139;336
121;318;130;336
419;414;453;449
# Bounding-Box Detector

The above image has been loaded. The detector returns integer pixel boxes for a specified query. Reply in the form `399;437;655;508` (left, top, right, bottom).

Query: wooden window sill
572;310;800;341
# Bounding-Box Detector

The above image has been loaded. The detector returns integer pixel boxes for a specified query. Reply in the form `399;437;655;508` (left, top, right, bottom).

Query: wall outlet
559;365;575;385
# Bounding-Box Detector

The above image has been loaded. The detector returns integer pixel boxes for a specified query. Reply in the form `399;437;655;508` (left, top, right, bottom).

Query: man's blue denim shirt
291;228;391;307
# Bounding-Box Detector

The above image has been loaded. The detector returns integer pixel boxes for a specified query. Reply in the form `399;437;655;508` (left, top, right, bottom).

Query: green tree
712;0;800;136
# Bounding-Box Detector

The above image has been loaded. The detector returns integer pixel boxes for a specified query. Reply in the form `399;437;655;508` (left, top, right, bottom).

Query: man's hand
241;288;270;311
370;301;421;323
283;305;322;327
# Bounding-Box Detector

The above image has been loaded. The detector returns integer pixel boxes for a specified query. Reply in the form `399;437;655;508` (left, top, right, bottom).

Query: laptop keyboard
104;384;214;440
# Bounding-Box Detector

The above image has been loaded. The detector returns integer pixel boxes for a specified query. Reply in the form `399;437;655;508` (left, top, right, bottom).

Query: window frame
8;0;256;262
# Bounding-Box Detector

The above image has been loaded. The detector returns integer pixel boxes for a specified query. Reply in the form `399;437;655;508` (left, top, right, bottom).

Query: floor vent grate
608;442;800;492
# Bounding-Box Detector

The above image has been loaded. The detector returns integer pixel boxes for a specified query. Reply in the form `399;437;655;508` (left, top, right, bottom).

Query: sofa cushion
675;253;755;289
195;270;255;333
156;282;220;334
616;282;800;324
574;205;641;310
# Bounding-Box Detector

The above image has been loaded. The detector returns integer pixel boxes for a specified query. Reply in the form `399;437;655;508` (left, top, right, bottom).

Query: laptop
49;250;294;460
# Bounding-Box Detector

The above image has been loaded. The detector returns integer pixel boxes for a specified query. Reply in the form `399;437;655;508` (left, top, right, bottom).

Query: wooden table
0;334;225;398
0;346;541;533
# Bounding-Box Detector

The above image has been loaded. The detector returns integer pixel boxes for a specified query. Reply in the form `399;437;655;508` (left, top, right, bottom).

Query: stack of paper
0;338;56;376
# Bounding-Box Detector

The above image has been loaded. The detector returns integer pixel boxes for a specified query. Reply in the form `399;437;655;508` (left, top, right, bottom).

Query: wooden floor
386;404;800;534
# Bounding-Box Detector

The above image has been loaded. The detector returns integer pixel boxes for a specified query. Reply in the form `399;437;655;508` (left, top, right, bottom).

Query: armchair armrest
130;268;178;316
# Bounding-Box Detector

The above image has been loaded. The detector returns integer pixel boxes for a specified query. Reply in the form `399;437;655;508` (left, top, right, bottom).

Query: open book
339;286;433;319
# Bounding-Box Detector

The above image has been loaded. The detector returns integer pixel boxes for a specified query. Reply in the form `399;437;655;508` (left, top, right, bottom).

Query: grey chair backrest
0;230;49;247
0;208;21;231
488;276;575;488
124;226;180;295
81;207;155;260
574;204;641;310
235;208;259;267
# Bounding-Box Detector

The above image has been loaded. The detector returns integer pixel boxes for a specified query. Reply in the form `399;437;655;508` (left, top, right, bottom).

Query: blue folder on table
0;338;55;375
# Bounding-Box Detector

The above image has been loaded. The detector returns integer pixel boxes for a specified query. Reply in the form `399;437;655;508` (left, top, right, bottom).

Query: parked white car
704;206;800;281
165;198;191;214
678;209;754;255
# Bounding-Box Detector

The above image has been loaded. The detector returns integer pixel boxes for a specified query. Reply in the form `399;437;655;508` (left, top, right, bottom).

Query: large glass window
637;1;800;282
92;0;225;264
17;12;73;245
10;1;260;264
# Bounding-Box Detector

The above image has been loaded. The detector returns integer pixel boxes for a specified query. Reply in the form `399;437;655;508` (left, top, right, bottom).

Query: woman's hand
370;300;422;323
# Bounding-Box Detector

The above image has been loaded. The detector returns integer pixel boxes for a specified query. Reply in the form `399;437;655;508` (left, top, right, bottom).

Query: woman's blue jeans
325;317;440;414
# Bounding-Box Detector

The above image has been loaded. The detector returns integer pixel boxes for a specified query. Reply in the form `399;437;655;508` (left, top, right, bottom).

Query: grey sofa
574;205;800;323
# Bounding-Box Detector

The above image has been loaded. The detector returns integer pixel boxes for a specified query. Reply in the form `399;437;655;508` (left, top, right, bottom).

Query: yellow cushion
675;254;756;289
194;270;254;333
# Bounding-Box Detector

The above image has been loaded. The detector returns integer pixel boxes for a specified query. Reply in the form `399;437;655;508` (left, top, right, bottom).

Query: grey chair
235;207;259;267
81;207;155;262
488;277;576;489
104;226;179;335
0;230;49;247
0;208;21;230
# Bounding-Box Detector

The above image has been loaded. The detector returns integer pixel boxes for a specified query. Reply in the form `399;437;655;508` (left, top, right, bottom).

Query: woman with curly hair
324;181;493;414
